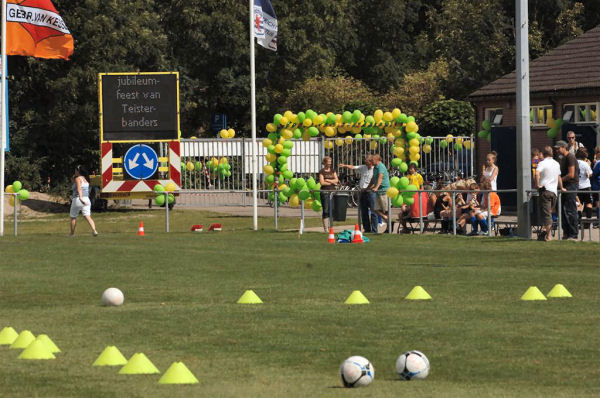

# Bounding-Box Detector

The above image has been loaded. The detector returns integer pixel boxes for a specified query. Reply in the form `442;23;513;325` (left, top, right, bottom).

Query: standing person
534;146;563;241
339;155;375;233
367;154;390;233
407;163;424;189
480;151;499;191
575;148;593;218
566;130;585;155
70;166;98;237
592;146;600;224
555;140;579;240
318;156;339;232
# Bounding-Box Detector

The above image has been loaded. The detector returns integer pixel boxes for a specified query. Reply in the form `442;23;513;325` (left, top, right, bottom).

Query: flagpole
0;0;7;237
249;0;258;231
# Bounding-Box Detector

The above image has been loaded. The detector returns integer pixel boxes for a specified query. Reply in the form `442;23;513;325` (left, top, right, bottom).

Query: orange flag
6;0;73;60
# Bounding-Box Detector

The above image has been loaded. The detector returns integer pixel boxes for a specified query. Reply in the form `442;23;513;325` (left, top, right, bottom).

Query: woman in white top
575;148;593;218
481;151;499;191
70;166;98;236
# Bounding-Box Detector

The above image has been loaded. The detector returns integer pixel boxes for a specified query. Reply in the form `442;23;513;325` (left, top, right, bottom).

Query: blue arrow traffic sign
123;144;159;180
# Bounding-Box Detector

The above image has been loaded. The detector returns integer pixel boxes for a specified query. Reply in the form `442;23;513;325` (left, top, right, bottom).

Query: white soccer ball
101;288;124;306
340;356;375;387
396;350;430;380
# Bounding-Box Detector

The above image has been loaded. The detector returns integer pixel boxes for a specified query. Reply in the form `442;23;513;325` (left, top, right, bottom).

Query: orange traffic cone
137;221;145;236
352;224;363;243
328;228;335;244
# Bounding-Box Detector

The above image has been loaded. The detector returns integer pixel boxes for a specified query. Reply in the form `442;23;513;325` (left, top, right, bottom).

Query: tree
417;99;475;137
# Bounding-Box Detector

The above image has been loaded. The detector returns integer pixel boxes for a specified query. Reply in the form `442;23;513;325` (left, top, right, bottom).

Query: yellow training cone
10;330;35;349
158;362;199;384
36;334;61;353
119;353;160;374
18;339;56;360
521;286;547;301
237;290;263;304
0;327;19;345
547;284;572;298
344;290;369;304
405;286;432;300
93;346;128;366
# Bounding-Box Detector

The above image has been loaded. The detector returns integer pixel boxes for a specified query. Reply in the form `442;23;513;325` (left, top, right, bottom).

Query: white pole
0;0;7;237
516;0;532;238
249;0;258;231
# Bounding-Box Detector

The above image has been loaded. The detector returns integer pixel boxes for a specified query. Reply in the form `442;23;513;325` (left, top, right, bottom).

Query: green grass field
1;210;599;397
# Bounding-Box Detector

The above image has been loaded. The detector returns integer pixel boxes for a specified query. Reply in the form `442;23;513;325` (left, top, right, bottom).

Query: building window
563;103;598;124
485;108;503;126
530;105;552;126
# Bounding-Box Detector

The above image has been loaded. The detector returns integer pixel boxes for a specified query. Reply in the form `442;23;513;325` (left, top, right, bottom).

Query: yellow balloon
263;165;274;175
394;147;405;157
324;140;334;149
393;129;402;137
374;109;383;122
386;187;399;199
289;194;300;207
266;153;276;163
228;129;235;138
279;137;286;144
283;110;293;119
219;129;228;139
262;138;273;147
9;196;15;206
364;134;371;141
279;116;289;126
5;185;14;193
281;129;293;139
274;144;284;154
313;115;324;125
410;153;421;162
211;158;219;168
345;136;353;145
387;133;395;141
409;146;420;155
395;138;405;147
325;126;336;137
391;108;401;118
164;182;176;192
463;140;472;150
352;126;362;134
384;126;394;134
423;144;432;154
405;121;418;133
304;198;313;209
335;114;342;123
278;184;287;191
303;118;312;127
456;137;464;145
290;114;299;124
219;157;228;165
370;141;378;150
302;131;311;141
409;138;420;147
266;123;277;133
445;134;454;143
383;112;393;122
186;161;194;171
336;138;344;147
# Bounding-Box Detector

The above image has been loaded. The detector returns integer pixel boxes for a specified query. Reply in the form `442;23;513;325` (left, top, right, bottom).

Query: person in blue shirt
367;154;390;233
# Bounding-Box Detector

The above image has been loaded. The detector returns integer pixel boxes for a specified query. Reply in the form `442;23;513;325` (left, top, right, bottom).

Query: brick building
469;25;600;203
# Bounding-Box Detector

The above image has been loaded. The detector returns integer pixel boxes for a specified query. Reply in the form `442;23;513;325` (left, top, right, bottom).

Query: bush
417;99;475;137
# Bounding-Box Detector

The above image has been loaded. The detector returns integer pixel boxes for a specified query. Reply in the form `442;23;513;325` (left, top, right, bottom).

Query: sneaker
468;230;479;236
93;231;98;237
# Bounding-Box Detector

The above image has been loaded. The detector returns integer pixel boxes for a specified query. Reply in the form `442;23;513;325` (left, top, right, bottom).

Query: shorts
538;189;557;225
374;194;389;212
577;187;593;205
70;197;91;218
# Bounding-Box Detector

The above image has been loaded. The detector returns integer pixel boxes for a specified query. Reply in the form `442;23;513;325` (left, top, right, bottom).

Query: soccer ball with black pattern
340;356;375;387
395;350;430;380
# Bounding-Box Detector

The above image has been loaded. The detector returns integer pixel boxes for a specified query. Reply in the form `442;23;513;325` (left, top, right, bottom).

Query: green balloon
297;112;306;123
294;178;306;190
154;184;165;192
454;143;463;151
283;140;294;149
306;109;316;119
399;162;408;173
155;195;165;206
282;187;292;198
298;189;311;201
482;120;491;130
265;174;275;184
278;192;287;203
283;170;294;179
282;149;292;157
308;127;319;137
18;189;30;200
547;128;559;139
306;177;317;189
390;176;400;187
426;136;434;145
311;200;322;212
406;132;417;140
326;114;336;124
351;110;361;123
195;161;202;171
273;113;283;125
342;111;352;123
477;130;488;138
392;195;404;208
365;115;375;124
267;145;276;154
440;140;448;148
168;193;175;204
391;158;402;168
268;132;278;142
293;129;302;139
279;163;288;172
398;176;409;189
397;113;409;124
12;181;22;192
404;197;414;206
277;156;288;165
289;178;297;188
354;134;363;140
268;192;275;201
407;116;415;123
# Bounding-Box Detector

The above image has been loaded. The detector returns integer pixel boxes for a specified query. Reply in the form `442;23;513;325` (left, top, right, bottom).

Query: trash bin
333;192;349;221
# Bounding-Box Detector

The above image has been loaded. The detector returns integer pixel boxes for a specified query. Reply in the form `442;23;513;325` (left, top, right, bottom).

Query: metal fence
179;135;475;207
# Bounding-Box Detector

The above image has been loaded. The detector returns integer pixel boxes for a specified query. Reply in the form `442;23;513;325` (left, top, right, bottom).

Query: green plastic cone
158;362;199;384
119;353;160;374
0;327;19;345
237;290;263;304
344;290;369;304
405;286;432;300
10;330;35;349
521;286;547;301
93;346;128;366
547;284;572;298
18;339;56;360
36;334;61;353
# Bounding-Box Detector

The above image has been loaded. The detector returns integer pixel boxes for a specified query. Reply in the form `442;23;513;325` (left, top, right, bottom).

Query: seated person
438;185;464;233
469;180;501;234
457;183;480;234
396;189;432;233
